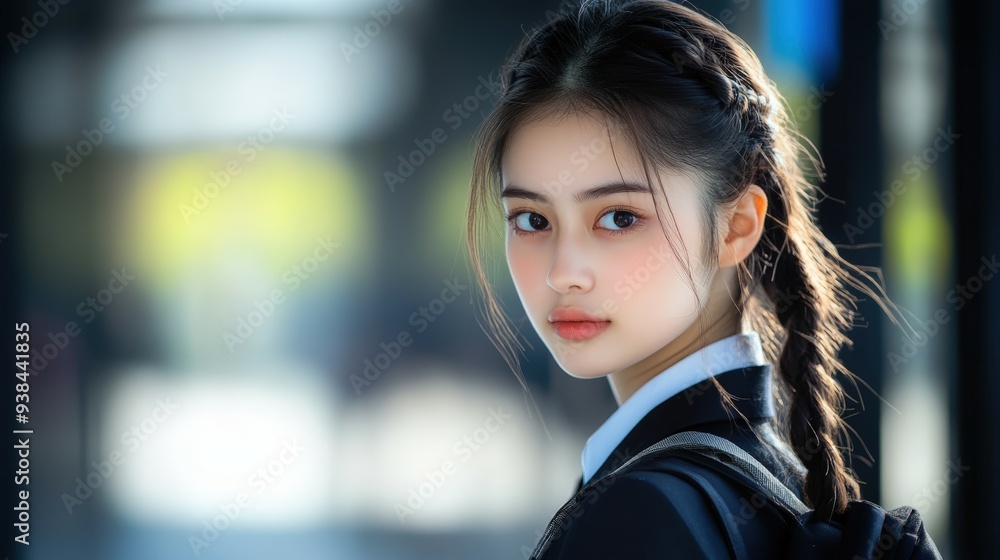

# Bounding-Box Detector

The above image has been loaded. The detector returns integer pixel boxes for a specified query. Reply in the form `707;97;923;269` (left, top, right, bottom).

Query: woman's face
501;110;716;379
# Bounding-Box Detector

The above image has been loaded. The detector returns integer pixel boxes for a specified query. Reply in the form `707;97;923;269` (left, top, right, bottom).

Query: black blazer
539;365;808;559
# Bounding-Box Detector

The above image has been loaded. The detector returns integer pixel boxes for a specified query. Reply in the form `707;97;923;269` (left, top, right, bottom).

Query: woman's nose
546;235;595;294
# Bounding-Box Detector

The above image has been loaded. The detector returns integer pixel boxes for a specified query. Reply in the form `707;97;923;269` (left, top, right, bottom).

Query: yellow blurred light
885;174;951;289
116;147;372;291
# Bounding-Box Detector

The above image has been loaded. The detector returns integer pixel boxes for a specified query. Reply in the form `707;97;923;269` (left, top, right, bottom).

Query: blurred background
0;0;995;558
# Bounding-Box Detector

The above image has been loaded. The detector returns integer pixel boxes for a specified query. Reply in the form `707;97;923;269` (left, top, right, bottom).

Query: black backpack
529;430;943;560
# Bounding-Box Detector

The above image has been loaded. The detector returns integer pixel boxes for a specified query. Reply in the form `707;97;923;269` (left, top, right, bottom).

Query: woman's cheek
603;242;674;297
644;256;702;319
507;246;548;306
608;242;698;317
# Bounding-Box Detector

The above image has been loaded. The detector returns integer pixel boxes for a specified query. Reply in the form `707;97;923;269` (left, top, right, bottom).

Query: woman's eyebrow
500;181;653;204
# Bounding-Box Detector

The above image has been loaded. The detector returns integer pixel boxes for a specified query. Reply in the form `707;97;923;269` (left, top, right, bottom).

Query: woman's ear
719;184;767;268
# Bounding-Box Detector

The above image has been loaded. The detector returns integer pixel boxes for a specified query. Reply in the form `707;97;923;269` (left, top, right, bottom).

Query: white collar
581;331;767;484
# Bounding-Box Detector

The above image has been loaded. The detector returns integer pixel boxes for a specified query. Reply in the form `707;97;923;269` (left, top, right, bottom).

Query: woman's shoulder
541;423;803;560
542;467;738;559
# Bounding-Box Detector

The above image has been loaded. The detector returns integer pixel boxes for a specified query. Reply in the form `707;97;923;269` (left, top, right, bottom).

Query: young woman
466;1;934;558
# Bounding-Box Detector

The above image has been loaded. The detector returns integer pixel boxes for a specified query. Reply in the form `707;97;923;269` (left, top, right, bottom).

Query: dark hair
466;0;901;521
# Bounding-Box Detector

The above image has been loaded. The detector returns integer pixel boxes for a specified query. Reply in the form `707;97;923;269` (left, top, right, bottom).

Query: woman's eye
512;212;549;232
597;210;638;231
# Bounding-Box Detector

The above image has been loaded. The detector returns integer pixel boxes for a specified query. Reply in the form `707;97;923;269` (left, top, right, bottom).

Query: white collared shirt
581;331;767;484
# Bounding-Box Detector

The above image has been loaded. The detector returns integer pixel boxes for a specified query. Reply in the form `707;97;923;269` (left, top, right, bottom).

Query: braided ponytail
755;166;863;520
737;62;901;520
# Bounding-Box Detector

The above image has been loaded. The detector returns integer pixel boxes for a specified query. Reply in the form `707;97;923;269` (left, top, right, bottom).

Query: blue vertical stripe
765;0;840;82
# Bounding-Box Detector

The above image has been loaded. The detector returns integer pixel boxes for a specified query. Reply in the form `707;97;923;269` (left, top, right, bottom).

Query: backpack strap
654;458;750;560
635;430;811;516
528;429;807;559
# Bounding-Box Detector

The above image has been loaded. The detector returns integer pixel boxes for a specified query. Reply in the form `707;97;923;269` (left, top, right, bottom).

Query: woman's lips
550;320;611;341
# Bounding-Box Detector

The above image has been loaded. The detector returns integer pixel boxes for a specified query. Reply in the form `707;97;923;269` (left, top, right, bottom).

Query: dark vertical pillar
2;4;32;557
950;0;1000;557
817;0;884;505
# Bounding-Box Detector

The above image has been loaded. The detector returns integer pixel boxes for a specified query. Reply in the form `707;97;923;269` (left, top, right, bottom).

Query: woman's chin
561;367;613;380
548;349;615;380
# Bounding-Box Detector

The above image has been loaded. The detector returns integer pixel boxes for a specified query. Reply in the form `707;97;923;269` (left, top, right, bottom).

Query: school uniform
537;332;808;559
